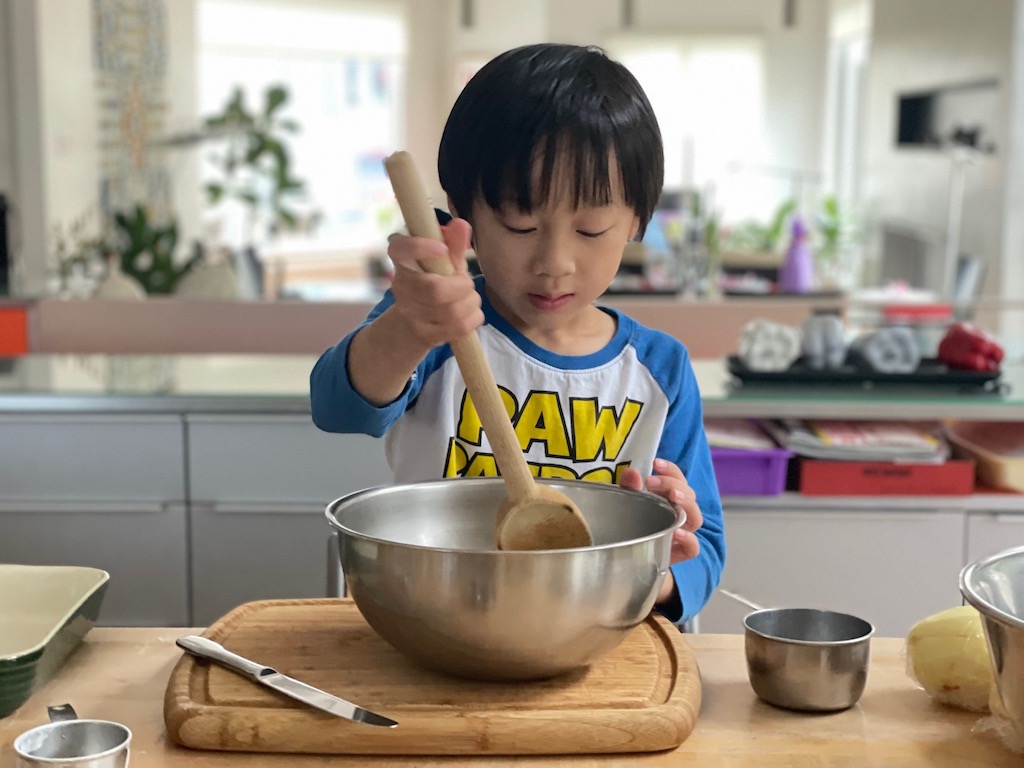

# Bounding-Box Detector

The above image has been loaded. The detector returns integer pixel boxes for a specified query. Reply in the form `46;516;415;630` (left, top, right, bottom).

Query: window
197;0;406;283
608;36;769;223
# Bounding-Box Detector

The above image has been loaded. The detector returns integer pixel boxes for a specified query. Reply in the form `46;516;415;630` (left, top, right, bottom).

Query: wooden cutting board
164;598;701;756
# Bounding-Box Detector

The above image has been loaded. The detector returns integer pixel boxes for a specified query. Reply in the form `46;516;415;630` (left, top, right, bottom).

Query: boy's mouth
528;293;573;311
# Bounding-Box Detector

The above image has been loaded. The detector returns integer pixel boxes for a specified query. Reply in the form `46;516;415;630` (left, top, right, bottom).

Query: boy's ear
629;217;641;241
448;194;477;250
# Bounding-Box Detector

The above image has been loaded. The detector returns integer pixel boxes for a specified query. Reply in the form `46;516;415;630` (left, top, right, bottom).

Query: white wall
6;1;47;296
164;0;201;257
405;0;456;206
0;1;15;197
37;0;100;293
1003;0;1024;354
862;0;1014;295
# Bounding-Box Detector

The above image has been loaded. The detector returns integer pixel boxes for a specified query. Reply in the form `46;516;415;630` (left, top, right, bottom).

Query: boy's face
460;158;640;353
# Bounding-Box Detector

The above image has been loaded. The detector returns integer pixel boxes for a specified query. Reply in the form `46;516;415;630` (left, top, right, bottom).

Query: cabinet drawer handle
200;502;326;515
0;500;175;514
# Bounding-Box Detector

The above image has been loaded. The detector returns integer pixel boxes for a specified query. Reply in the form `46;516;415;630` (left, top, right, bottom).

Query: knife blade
176;635;398;727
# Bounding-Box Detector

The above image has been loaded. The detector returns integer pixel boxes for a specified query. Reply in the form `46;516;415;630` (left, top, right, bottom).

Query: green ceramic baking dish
0;564;109;718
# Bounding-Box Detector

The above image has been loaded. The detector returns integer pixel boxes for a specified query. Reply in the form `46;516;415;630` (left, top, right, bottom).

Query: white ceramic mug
13;704;131;768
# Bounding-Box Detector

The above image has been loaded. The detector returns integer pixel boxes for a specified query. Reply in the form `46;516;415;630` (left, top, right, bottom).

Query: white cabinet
697;504;967;638
186;415;391;625
966;510;1024;563
0;415;188;626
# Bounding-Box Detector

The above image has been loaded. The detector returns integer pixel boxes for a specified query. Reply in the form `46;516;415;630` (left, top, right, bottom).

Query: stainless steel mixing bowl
325;477;681;681
744;607;874;712
960;545;1024;738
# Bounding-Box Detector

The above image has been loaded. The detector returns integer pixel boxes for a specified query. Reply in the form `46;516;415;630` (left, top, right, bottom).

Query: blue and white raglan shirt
310;277;725;625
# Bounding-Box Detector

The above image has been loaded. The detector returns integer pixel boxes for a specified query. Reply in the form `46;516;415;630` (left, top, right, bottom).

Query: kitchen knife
176;635;398;727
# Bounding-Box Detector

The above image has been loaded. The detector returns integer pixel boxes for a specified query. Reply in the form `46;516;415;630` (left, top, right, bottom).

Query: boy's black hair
438;43;664;238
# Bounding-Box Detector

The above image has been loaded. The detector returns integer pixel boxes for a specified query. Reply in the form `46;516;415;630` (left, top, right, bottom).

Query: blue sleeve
636;335;726;625
309;289;420;437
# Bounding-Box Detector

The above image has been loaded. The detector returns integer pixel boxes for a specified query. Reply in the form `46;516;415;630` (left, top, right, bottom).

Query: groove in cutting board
164;598;701;755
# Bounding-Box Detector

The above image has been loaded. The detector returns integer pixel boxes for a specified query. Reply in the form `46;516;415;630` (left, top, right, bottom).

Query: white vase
92;257;146;300
175;256;240;300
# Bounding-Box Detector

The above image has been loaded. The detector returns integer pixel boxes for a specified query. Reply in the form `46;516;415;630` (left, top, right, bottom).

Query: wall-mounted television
895;79;998;153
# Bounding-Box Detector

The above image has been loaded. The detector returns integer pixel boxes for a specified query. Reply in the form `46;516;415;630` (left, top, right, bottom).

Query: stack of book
759;420;975;495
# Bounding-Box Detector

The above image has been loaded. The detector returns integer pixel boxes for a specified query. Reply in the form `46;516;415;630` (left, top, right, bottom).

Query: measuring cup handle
47;703;78;722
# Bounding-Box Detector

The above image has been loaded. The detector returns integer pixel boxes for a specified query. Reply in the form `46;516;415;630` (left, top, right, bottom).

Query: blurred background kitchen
1;0;1022;361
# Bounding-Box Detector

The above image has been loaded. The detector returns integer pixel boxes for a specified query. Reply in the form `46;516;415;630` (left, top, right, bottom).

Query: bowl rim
743;607;875;646
960;544;1024;631
324;476;683;555
0;565;110;662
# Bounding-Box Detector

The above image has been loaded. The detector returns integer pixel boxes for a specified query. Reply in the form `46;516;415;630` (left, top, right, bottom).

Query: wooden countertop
0;629;1018;766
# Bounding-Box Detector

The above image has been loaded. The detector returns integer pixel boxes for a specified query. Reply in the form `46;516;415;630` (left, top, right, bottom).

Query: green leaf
264;85;288;117
245;135;268;164
205;183;225;205
765;199;797;251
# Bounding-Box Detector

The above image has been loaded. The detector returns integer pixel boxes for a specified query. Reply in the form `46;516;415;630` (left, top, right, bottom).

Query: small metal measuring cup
721;589;874;712
13;704;132;767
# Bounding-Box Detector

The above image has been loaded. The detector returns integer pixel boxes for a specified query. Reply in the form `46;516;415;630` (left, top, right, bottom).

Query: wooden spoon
383;151;593;551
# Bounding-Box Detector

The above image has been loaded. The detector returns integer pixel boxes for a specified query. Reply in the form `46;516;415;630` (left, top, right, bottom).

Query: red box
0;307;29;356
798;459;976;496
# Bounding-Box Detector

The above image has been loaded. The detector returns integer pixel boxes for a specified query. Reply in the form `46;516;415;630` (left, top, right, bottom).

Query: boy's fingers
679;499;703;532
653;457;685;480
671;529;700;564
388;235;449;272
617;467;644;492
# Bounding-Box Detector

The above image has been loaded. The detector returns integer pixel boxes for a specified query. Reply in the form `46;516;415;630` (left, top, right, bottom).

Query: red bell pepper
937;322;1004;371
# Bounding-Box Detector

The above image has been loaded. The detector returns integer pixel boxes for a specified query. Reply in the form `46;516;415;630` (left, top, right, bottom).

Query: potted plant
201;84;306;249
108;205;202;295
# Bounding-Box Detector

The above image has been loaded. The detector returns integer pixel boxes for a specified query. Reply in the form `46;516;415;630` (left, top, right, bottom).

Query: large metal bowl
960;545;1024;737
325;477;680;681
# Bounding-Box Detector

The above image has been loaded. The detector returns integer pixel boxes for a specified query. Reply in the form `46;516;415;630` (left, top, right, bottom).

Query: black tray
727;356;1003;388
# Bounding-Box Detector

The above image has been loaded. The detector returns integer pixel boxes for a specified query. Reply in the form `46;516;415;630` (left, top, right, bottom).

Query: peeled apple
906;605;995;712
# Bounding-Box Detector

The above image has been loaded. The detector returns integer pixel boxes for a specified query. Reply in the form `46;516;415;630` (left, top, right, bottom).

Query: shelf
696;360;1024;422
723;490;1024;513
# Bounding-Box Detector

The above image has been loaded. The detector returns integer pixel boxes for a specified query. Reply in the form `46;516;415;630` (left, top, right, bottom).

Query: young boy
311;43;724;625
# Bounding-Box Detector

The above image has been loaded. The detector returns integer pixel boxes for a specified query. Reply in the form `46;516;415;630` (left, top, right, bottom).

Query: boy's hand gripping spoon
384;151;593;551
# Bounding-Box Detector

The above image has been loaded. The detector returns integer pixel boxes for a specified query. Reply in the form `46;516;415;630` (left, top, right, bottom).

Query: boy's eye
578;228;610;239
504;225;536;235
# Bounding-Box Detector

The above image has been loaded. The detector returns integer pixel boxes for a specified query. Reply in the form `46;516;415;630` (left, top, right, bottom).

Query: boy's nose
533;232;576;278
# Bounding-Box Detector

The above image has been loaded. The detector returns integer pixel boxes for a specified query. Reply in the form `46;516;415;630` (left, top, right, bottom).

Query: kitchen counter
24;293;846;359
0;629;1017;766
2;354;1023;420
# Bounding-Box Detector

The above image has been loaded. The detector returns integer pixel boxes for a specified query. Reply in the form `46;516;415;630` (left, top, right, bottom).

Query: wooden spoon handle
384;151;537;504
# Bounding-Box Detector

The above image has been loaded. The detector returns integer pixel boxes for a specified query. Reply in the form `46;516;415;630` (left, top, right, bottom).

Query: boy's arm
657;357;727;625
346;217;477;406
310;292;421;437
347;307;434;406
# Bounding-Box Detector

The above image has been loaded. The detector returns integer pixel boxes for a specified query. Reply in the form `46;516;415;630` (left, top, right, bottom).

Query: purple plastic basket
711;446;793;496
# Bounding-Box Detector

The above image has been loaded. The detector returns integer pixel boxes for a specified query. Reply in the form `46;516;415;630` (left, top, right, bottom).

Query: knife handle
177;635;269;681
